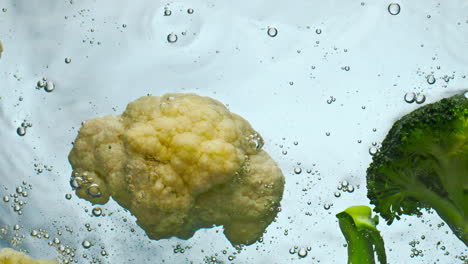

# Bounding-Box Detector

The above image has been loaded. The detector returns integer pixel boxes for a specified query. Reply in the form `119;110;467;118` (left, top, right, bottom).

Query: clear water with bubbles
0;0;467;263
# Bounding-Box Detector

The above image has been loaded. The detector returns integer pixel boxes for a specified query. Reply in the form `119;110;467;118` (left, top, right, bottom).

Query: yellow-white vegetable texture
0;248;57;264
68;93;285;245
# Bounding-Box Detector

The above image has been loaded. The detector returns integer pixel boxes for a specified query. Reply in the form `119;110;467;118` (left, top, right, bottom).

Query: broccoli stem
407;183;468;246
339;217;377;264
337;206;387;264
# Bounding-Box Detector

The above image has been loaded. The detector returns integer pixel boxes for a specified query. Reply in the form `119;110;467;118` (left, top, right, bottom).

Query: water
0;1;467;263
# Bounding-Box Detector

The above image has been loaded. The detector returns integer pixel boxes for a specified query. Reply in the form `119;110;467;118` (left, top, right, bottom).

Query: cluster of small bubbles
326;96;336;104
442;74;455;83
267;27;278;37
64;57;71;64
34;163;53;175
246;133;264;151
92;207;102;216
409;240;423;258
10;233;25;247
426;74;436;85
6;182;32;214
203;256;223;264
173;244;190;254
167;33;178;43
388;3;401;15
17;120;32;136
289;246;298;254
283;229;289;236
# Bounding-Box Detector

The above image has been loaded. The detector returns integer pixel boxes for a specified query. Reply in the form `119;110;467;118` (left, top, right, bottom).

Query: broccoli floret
337;206;387;264
367;92;467;245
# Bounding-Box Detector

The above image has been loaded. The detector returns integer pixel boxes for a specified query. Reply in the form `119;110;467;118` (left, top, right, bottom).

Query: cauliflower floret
0;248;58;264
68;93;285;245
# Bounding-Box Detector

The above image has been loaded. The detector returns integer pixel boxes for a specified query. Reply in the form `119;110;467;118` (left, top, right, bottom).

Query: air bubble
267;27;278;37
164;8;172;16
3;196;9;202
17;127;26;136
82;240;92;249
87;184;102;198
294;168;302;174
404;92;416;103
426;74;435;84
92;207;102;217
315;28;322;34
289;247;297;254
167;33;178;43
65;57;71;64
334;191;341;198
369;146;378;156
30;230;38;237
65;193;72;200
45;81;55;92
388;3;401;15
415;94;426;104
187;8;194;14
298;248;308;258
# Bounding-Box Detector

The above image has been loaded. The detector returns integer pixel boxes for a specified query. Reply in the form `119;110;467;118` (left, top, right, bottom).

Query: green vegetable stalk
337;206;387;264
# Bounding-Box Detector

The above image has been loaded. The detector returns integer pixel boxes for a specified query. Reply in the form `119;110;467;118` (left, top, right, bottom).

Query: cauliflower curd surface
69;93;285;245
0;248;57;264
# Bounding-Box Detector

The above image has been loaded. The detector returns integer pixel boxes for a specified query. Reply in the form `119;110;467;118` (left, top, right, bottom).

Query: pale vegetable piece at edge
0;248;58;264
0;40;3;57
68;93;285;245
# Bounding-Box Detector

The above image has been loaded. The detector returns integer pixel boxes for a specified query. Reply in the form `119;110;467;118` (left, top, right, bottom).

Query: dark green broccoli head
367;92;467;245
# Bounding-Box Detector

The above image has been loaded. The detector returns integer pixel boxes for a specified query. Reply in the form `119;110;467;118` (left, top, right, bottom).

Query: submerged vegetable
366;93;467;245
68;93;285;245
0;248;57;264
336;206;387;264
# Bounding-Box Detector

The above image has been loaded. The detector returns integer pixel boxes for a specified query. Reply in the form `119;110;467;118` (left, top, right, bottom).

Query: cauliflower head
0;248;58;264
68;93;285;245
